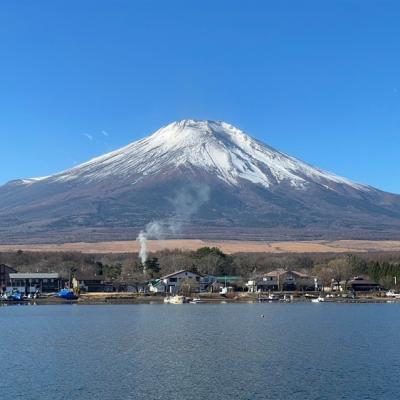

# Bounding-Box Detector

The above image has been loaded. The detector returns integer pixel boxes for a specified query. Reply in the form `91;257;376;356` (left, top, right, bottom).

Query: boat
189;297;203;304
386;290;400;299
57;288;79;300
258;293;280;302
164;295;188;304
2;290;24;301
311;295;325;303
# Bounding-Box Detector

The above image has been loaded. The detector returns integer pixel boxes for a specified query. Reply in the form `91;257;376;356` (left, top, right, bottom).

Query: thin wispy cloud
102;130;109;137
83;133;93;141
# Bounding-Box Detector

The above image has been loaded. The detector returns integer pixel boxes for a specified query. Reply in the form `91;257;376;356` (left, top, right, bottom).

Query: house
149;270;203;294
72;275;114;292
249;269;320;292
8;273;63;294
204;275;244;292
343;276;380;292
148;279;165;293
0;264;16;292
246;280;258;293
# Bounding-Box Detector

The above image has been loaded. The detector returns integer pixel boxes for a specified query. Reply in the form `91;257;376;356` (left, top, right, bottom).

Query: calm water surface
1;303;400;400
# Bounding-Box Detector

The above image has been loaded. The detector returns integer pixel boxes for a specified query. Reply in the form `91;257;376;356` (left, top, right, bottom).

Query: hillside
1;119;399;243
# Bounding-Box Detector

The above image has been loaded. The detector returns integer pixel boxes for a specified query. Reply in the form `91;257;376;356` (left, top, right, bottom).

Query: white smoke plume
137;221;164;264
136;184;210;270
137;231;148;265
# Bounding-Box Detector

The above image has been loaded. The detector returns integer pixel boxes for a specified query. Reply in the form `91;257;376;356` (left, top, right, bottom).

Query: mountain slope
0;119;399;243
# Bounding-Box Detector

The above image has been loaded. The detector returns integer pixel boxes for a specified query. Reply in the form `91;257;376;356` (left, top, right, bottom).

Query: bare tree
179;278;200;296
327;258;355;291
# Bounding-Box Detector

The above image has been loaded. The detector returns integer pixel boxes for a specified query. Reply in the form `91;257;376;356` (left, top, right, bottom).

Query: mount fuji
1;119;400;243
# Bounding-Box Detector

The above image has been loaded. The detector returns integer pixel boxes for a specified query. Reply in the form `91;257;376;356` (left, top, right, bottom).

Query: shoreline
1;292;398;305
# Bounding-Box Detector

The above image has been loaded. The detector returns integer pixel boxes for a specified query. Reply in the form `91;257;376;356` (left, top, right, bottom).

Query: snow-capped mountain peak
2;119;400;244
36;119;367;192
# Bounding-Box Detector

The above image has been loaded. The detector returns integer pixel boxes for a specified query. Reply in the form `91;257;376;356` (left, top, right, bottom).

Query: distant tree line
1;248;400;288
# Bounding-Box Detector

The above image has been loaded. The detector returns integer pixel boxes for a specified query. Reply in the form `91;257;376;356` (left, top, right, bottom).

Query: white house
149;270;203;294
246;280;258;293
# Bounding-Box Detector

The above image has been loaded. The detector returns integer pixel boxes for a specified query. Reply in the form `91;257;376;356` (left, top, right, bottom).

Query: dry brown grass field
1;239;400;254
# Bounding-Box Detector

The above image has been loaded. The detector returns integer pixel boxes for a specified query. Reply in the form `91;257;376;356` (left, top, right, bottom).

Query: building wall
258;271;318;291
7;278;61;293
73;277;112;292
160;271;201;294
0;264;16;290
149;284;166;293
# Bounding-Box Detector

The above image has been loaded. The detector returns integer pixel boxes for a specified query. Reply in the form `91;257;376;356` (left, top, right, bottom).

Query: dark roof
347;277;379;286
149;279;162;287
74;275;105;282
0;264;17;273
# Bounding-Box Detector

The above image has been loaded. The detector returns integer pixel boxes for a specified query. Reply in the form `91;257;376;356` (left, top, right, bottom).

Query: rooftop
9;273;60;279
264;270;311;278
347;276;379;285
161;270;203;280
74;274;105;281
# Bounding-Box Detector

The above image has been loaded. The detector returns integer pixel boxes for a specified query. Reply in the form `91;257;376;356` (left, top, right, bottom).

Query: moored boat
189;297;203;304
311;295;325;303
1;290;24;301
386;290;400;299
258;293;280;302
164;295;188;304
57;289;79;300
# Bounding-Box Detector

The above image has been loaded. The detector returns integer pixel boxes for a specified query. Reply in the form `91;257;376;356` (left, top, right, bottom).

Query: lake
1;303;399;399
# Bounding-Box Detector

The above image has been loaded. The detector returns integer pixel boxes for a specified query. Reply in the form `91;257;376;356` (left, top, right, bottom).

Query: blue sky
0;0;399;193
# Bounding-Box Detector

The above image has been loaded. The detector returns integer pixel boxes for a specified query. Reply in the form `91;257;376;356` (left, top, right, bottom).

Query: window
169;278;177;282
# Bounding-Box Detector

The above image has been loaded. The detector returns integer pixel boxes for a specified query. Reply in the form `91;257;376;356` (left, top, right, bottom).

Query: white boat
164;295;187;304
258;293;279;302
189;297;203;304
386;290;400;299
311;296;325;303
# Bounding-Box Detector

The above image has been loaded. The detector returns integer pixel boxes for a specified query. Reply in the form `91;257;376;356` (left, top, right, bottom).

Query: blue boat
1;290;24;301
57;289;79;300
11;291;24;301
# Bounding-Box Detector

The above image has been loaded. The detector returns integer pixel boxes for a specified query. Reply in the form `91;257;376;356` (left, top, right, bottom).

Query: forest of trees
1;247;400;289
